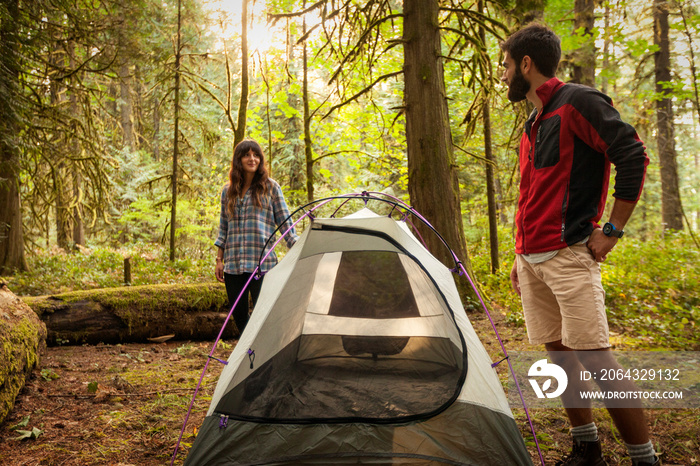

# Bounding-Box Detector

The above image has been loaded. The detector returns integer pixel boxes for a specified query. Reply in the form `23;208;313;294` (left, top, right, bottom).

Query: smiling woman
214;139;298;335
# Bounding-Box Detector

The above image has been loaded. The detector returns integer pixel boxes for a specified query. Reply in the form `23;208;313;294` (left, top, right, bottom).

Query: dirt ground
0;312;698;465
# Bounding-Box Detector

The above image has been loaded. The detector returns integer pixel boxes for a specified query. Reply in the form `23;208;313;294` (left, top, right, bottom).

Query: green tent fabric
184;208;532;465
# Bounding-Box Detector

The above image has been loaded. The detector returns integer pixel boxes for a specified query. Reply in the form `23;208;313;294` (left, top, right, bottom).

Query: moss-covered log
0;284;47;424
23;283;238;346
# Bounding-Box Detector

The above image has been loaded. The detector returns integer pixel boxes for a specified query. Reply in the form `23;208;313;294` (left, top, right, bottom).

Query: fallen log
0;283;47;424
23;283;239;346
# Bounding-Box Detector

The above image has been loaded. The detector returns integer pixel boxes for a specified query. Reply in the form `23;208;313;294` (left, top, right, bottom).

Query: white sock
570;422;598;444
626;441;657;465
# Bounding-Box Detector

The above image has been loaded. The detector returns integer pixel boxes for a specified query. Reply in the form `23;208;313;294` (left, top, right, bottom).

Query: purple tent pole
169;200;335;465
168;270;257;466
360;191;545;466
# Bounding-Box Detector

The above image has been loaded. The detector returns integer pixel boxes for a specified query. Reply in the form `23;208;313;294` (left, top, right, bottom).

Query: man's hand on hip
510;260;521;296
587;228;618;262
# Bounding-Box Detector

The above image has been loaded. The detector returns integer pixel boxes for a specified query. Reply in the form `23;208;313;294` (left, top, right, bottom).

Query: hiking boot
555;439;608;466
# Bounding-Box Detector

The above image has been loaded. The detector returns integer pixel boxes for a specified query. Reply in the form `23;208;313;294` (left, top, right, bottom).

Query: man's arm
586;199;637;262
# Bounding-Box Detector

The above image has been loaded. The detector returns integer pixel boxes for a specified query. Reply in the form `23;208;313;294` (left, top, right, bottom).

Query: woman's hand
215;259;225;283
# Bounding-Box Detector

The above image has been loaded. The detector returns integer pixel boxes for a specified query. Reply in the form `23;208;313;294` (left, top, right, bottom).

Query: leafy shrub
603;231;699;349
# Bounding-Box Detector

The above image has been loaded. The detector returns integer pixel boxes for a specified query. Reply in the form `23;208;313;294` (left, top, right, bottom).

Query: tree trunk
653;0;684;231
403;0;475;304
601;2;612;95
0;284;46;424
0;0;28;274
49;39;74;250
302;15;314;202
479;0;499;273
54;164;71;250
153;90;160;160
572;0;596;86
233;0;249;147
284;27;305;197
134;65;147;148
72;168;85;246
119;62;135;151
484;101;499;273
0;153;27;274
263;60;274;178
170;0;182;261
23;283;236;345
68;41;85;246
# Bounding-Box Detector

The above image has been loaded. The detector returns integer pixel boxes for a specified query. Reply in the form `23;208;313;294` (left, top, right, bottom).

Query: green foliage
603;232;699;349
11;427;43;441
2;243;212;297
40;368;59;381
1;0;698;358
9;416;30;431
467;222;524;327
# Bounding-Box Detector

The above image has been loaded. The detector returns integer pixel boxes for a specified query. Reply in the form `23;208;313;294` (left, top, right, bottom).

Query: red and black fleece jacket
515;77;649;255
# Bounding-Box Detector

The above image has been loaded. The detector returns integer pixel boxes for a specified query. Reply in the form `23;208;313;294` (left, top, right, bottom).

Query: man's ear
521;55;533;75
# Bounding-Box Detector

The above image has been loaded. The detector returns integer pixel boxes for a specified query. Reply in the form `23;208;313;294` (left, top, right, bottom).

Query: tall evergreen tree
654;0;684;230
571;0;596;86
403;0;471;282
0;0;28;274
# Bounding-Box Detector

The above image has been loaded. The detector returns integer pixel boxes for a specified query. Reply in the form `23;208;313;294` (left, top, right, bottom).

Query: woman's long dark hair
226;139;270;218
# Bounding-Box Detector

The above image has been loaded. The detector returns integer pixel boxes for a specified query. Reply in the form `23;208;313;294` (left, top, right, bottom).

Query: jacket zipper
522;115;542;254
561;182;569;242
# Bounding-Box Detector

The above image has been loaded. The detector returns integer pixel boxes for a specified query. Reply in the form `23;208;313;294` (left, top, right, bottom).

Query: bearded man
500;24;659;466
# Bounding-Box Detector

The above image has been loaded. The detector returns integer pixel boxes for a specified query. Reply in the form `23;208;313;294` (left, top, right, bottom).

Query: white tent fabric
185;208;532;465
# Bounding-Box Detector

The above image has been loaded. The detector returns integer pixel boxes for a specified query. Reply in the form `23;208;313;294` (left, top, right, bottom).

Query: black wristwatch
602;222;624;238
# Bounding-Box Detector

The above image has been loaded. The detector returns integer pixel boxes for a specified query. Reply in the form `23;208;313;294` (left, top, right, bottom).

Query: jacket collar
535;77;565;109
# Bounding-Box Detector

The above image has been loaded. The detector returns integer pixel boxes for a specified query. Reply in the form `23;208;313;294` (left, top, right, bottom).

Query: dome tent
178;197;533;465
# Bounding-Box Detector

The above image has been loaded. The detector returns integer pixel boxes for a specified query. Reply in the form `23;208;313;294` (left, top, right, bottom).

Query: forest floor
0;310;698;465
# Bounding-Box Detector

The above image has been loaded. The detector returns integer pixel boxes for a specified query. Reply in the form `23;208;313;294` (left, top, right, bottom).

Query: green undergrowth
2;243;212;297
469;229;699;351
603;232;699;350
3;231;698;351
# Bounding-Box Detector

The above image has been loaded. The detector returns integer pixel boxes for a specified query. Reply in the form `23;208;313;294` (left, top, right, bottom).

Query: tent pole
169;269;259;466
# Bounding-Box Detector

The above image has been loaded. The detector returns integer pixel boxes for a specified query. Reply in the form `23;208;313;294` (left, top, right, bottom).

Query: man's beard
507;68;531;103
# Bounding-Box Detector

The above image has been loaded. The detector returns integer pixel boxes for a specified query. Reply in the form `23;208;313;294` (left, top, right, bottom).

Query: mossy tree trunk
0;284;46;424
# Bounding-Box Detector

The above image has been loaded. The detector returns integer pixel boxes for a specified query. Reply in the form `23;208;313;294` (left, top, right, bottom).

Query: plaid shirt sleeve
214;186;228;251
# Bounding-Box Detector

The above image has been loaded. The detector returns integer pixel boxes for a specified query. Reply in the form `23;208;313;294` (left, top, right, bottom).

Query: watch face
603;223;613;235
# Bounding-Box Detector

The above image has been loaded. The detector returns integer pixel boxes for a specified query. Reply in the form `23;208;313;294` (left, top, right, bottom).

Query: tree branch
322;70;403;119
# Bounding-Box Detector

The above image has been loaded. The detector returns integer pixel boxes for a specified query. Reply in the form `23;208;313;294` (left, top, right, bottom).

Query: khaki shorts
516;244;609;350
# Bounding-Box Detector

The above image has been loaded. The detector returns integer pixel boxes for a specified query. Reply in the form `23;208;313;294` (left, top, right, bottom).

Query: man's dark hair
500;23;561;77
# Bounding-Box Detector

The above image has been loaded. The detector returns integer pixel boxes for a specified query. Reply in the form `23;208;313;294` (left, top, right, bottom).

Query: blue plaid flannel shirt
214;179;298;275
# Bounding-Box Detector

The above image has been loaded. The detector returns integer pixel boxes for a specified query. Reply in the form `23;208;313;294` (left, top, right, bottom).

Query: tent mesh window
215;247;465;422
